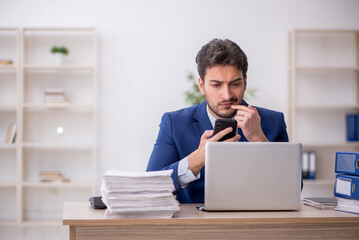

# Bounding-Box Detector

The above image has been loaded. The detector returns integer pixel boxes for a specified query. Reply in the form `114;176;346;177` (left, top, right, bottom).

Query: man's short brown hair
195;39;248;80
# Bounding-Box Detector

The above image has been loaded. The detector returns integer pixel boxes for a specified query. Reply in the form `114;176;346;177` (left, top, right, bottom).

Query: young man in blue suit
147;39;289;203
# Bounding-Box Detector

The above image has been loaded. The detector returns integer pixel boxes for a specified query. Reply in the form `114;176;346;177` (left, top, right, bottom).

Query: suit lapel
193;101;212;138
241;99;249;107
239;99;249;141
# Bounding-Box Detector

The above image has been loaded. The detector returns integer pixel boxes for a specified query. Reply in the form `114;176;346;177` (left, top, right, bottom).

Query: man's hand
231;105;268;142
188;128;240;175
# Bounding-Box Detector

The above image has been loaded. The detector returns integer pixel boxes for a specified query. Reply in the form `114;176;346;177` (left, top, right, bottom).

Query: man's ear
198;78;205;95
244;76;247;91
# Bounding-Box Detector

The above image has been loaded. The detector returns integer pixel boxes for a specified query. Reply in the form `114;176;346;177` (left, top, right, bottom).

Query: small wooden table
63;202;359;240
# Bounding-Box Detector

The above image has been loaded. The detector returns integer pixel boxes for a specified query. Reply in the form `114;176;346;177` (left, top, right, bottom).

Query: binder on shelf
335;152;359;176
308;151;316;180
346;114;359;142
302;151;309;179
346;114;356;141
356;115;359;141
302;151;316;180
334;174;359;200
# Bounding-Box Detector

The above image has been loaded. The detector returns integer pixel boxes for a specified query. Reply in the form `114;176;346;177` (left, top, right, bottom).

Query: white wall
1;0;359;191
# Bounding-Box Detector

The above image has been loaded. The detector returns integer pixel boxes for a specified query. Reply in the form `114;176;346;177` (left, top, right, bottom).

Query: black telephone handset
89;196;107;209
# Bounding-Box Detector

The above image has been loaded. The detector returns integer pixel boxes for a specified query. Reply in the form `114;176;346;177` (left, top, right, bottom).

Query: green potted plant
50;46;69;65
184;72;205;105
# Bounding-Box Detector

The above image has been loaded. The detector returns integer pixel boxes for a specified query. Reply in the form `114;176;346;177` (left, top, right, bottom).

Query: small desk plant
50;46;69;65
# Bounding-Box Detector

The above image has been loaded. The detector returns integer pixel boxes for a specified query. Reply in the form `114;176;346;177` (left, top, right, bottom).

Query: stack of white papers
101;169;179;218
303;197;337;210
335;197;359;215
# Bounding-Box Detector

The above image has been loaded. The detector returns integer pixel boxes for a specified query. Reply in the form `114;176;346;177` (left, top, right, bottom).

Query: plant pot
53;53;65;65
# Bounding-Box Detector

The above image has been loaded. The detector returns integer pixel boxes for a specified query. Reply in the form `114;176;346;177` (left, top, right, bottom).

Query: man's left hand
231;105;268;142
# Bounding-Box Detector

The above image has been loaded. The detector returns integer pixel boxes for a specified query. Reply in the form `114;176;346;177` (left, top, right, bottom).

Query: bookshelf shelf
0;27;97;224
0;66;17;72
22;142;92;150
24;65;95;71
303;142;359;148
0;220;18;226
24;27;95;32
288;29;359;198
22;181;92;188
290;105;359;111
0;181;17;187
293;66;358;72
21;220;63;226
23;103;93;111
0;105;17;111
0;220;62;226
0;144;16;150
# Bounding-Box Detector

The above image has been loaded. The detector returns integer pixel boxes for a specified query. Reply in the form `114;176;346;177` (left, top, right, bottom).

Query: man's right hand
187;127;240;175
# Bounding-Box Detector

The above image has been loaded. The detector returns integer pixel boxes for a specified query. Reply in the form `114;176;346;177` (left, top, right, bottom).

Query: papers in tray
101;169;179;218
335;197;359;215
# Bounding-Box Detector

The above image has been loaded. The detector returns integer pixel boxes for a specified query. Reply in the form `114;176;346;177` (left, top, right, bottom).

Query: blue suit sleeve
146;113;182;191
276;112;289;142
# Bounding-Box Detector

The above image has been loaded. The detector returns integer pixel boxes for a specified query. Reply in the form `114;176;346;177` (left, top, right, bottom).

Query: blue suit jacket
146;100;289;203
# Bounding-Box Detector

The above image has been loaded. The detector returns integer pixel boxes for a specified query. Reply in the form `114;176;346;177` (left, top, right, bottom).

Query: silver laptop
203;142;302;211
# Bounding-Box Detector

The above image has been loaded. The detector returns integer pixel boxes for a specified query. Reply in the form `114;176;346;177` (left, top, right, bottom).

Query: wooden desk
63;202;359;240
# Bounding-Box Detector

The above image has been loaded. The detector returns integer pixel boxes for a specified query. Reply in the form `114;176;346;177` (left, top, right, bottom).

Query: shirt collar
206;104;239;128
206;105;217;128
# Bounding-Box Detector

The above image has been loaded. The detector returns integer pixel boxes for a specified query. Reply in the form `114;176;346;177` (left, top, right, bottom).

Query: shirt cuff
178;157;200;188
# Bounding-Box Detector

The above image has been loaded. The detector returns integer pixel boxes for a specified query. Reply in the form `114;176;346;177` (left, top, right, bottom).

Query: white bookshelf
288;30;359;196
0;28;20;224
0;27;97;224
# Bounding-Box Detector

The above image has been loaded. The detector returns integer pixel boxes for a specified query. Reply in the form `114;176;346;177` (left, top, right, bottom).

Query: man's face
199;64;247;119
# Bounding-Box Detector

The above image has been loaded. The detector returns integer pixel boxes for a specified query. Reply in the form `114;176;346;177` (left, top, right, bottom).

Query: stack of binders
101;169;179;218
334;152;359;214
